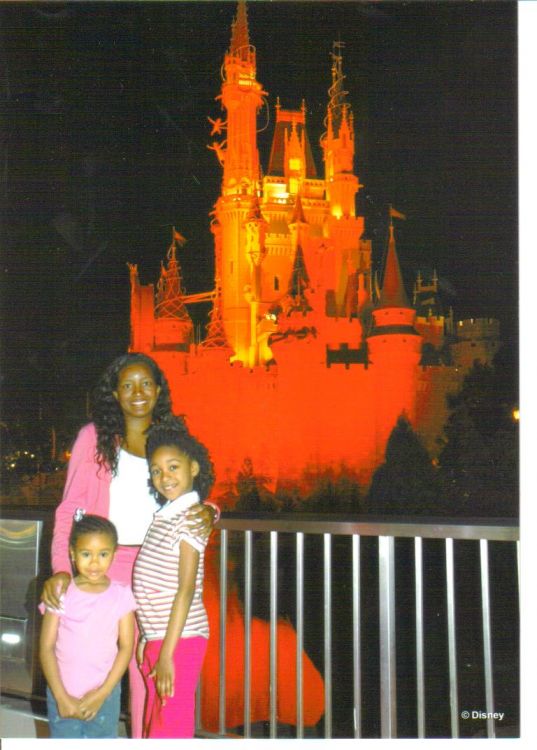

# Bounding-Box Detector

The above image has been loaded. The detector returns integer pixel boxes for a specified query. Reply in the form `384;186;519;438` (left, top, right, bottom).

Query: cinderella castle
128;1;500;495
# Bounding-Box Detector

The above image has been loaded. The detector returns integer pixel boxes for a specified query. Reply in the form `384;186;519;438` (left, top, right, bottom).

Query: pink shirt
39;580;136;698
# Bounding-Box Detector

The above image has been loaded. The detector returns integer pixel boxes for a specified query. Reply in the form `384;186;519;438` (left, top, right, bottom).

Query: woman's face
113;362;161;420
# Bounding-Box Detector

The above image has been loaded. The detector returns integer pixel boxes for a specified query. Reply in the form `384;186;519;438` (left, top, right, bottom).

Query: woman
41;352;217;738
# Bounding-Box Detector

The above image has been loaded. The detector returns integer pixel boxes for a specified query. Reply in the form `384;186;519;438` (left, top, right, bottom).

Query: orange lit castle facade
129;1;499;495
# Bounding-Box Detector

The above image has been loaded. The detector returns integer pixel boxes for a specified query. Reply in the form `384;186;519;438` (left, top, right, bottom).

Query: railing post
415;536;425;738
244;530;252;737
352;534;361;738
269;530;278;738
378;535;397;738
445;538;459;738
323;533;332;738
296;531;304;738
218;528;228;735
480;539;496;739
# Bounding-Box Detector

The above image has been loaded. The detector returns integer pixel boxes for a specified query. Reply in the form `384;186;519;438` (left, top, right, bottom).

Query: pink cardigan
51;423;112;574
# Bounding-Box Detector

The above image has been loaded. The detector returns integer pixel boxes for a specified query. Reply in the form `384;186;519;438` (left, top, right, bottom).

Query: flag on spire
173;227;187;246
389;206;406;220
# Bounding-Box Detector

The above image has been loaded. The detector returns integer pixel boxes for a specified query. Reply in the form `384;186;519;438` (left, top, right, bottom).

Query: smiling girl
39;514;136;738
133;417;215;738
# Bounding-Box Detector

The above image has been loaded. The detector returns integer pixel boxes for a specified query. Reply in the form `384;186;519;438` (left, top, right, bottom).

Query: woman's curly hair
91;353;175;475
146;416;215;503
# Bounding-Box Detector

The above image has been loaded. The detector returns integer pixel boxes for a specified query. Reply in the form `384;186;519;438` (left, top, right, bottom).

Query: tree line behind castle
222;352;517;520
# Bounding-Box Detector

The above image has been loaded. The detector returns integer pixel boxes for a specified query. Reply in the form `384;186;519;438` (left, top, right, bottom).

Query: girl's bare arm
39;611;82;719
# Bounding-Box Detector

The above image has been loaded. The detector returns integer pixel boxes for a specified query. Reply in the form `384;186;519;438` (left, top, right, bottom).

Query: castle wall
153;334;422;496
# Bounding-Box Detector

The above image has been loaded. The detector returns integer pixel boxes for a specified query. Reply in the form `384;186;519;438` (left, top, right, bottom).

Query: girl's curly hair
91;352;174;475
146;417;215;503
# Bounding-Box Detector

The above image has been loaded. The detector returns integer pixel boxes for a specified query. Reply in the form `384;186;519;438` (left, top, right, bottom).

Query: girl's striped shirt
133;490;209;641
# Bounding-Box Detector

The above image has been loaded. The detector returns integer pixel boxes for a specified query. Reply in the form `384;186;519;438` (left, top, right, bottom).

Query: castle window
274;276;279;291
289;157;302;172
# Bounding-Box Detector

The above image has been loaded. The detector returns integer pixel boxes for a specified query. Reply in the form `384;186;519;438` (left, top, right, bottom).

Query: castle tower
214;0;268;363
321;43;358;217
198;218;233;355
413;269;446;349
128;263;155;353
154;238;193;351
320;42;368;315
244;196;269;367
367;222;422;458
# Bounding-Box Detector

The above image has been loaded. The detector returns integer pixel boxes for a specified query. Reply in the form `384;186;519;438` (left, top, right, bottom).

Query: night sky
1;1;517;427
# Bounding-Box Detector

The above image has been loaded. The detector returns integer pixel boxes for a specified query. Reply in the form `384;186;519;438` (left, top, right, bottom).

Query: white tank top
108;449;160;545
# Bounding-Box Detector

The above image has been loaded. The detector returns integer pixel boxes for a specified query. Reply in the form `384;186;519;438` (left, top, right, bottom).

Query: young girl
39;513;136;739
133;417;215;738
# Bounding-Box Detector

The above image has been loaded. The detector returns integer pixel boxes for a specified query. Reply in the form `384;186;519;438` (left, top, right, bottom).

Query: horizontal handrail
216;512;519;541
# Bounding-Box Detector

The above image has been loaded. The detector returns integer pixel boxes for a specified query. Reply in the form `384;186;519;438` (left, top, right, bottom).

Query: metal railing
197;513;519;740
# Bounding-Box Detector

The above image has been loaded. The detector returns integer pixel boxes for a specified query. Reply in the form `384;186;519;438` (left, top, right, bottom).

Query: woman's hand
186;502;217;539
41;572;71;610
149;655;175;701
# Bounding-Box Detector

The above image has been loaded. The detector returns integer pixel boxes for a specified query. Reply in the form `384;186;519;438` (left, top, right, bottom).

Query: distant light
1;633;21;645
512;408;520;422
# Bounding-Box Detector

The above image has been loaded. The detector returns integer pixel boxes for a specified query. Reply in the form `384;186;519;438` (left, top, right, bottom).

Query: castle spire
378;223;410;308
199;289;232;352
155;239;192;322
284;243;312;315
325;41;349;136
290;193;307;225
230;0;250;54
321;40;358;216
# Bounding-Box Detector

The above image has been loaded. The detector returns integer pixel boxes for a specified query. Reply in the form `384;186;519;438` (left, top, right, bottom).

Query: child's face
149;445;200;502
70;532;116;585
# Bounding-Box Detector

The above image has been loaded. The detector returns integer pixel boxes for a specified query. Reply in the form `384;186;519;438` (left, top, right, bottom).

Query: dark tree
233;457;277;512
301;473;362;514
366;416;441;515
437;352;518;518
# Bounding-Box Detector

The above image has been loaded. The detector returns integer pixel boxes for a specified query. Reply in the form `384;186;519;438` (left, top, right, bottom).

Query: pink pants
140;637;208;738
109;546;145;739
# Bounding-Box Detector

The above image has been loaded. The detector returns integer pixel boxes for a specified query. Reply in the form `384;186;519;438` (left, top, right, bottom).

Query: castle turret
244;196;269;367
128;263;155;353
320;42;359;219
367;222;422;459
213;0;268;364
320;42;367;315
154;238;193;351
413;269;446;349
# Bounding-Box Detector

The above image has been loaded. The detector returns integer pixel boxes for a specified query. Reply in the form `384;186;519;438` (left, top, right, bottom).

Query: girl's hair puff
91;352;176;475
146;417;215;503
69;514;118;550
